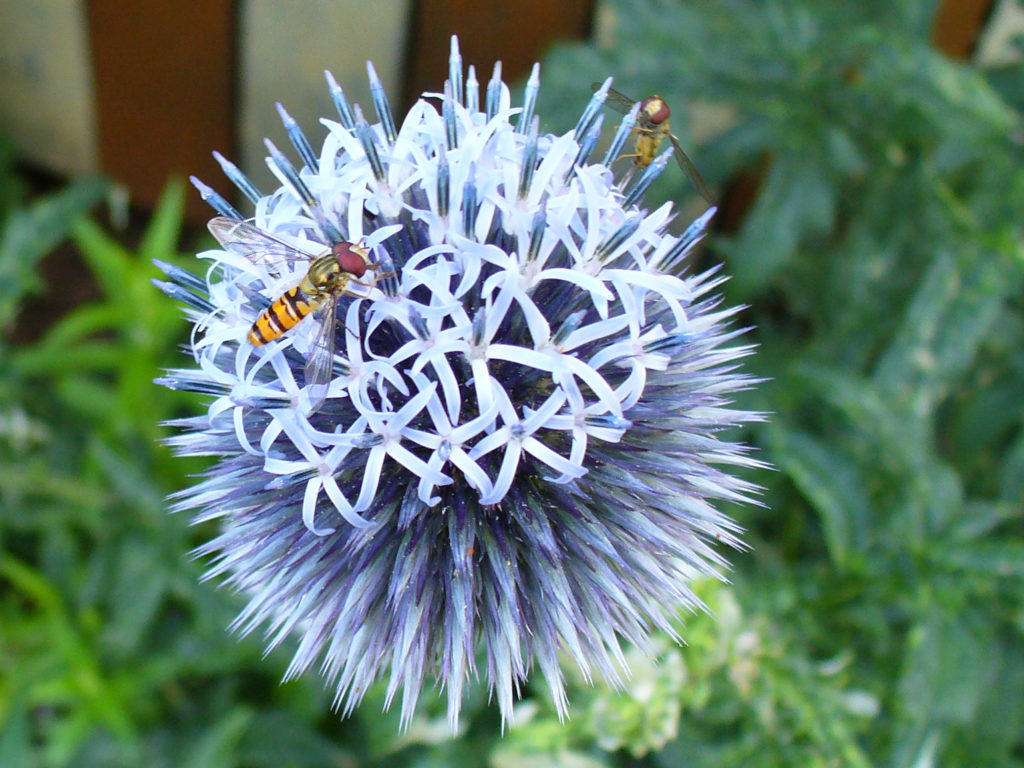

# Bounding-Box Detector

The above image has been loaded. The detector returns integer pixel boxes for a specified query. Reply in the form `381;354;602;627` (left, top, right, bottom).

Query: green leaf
898;607;995;725
235;711;353;768
139;179;186;262
936;541;1024;579
874;248;1019;410
722;154;837;297
0;176;108;328
0;705;33;768
766;423;870;569
181;708;254;768
69;216;133;301
998;431;1024;504
104;539;170;654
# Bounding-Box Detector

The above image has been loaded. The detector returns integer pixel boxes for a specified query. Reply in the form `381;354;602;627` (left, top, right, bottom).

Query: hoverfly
208;216;378;408
597;85;711;201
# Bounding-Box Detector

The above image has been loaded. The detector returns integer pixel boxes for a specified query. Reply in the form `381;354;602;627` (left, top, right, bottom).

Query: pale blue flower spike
276;103;320;174
154;259;206;294
596;214;642;261
461;163;478;237
565;115;603;183
443;81;458;150
264;139;317;207
470;308;487;346
437;145;450;219
526;206;546;261
575;76;611;141
366;61;397;145
408;305;429;339
448;35;463;107
551;310;586;345
315;210;345;246
517;116;539;199
373;249;399;298
623;146;673;208
516;63;540;135
265;139;344;242
324;70;356;131
353;105;386;183
485;61;503;120
151;278;214;313
658;205;717;271
588;413;632;431
213;151;262;203
465;65;479;113
153;372;225;395
189;175;241;219
604;101;641;168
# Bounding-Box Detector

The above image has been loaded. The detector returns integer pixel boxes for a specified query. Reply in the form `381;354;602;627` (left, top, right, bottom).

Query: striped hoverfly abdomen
208;217;376;409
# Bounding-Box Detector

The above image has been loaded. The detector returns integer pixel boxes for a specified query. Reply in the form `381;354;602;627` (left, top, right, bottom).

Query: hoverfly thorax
303;254;341;293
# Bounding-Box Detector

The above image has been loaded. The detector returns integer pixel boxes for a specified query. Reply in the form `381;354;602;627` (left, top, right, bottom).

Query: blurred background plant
1;0;1022;766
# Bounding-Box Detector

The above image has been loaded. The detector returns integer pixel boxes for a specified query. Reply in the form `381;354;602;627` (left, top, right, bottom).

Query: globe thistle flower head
156;36;763;730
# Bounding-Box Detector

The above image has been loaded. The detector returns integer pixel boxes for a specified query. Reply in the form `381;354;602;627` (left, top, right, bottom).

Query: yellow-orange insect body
247;243;369;345
597;86;711;201
630;96;673;169
207;216;375;410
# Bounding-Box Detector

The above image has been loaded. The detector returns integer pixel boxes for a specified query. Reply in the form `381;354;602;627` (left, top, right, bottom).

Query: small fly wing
303;293;339;412
592;83;639;116
667;133;712;202
208;217;320;275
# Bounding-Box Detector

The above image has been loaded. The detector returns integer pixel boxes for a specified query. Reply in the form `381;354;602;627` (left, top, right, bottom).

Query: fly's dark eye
333;242;367;277
641;97;670;125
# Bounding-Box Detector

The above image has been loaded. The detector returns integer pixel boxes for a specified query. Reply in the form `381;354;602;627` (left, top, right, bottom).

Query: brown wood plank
87;0;237;221
403;0;594;110
933;0;996;59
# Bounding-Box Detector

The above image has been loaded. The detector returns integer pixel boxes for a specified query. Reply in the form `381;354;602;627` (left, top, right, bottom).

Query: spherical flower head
156;37;763;730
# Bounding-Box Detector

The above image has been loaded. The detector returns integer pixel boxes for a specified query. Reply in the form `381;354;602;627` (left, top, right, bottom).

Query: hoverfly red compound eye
333;242;368;277
640;96;671;126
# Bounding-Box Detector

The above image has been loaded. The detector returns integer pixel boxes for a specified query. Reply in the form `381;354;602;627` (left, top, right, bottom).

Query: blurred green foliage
536;0;1024;765
1;0;1023;765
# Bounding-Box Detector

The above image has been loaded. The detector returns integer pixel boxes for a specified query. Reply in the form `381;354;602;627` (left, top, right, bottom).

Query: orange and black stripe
247;287;317;345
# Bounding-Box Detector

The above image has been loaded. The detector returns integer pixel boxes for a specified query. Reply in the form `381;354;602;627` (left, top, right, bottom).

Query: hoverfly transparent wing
597;84;641;115
666;132;712;201
303;292;340;412
208;217;320;276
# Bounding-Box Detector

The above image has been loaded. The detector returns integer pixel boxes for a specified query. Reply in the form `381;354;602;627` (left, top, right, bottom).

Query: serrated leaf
945;501;1019;543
